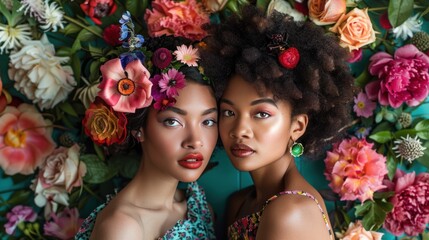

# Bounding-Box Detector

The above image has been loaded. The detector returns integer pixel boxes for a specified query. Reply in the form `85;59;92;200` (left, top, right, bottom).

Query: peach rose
329;8;376;51
308;0;346;25
336;221;383;240
202;0;228;13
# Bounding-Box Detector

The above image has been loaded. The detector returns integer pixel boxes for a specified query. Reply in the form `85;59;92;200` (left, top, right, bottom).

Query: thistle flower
392;135;426;163
410;32;429;52
392;14;422;41
396;112;412;129
40;0;65;32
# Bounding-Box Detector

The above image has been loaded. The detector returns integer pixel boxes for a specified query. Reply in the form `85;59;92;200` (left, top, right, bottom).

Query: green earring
290;142;304;158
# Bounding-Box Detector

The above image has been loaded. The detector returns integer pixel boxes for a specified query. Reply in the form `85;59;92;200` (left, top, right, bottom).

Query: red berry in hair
278;47;300;69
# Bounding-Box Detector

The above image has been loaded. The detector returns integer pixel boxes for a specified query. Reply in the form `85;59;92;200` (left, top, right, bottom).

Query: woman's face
219;75;306;172
141;81;218;182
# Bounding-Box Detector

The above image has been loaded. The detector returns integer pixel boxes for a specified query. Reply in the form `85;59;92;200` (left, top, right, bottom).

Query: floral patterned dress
227;190;334;240
75;182;215;240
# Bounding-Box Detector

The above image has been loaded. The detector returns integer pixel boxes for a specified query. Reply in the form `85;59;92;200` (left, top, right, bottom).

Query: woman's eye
163;118;181;127
255;112;271;119
222;110;234;117
203;119;217;127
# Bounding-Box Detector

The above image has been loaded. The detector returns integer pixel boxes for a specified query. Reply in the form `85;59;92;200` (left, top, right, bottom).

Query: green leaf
416;142;429;168
93;143;105;161
71;39;82;54
388;0;414;27
373;191;395;200
394;129;417;138
58;101;78;117
369;131;393;143
71;53;82;86
371;121;391;134
88;45;103;57
109;152;140;179
415;119;429;131
386;153;398;180
354;70;371;88
63;23;82;35
88;60;102;83
126;0;146;17
81;154;117;184
77;28;99;42
354;200;372;216
6;190;32;206
357;200;391;231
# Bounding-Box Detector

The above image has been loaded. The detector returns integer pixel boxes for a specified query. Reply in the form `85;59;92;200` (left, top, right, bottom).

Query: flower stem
63;15;103;39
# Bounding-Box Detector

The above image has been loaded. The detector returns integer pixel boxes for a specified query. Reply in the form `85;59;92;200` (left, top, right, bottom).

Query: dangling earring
134;130;142;142
290;141;304;158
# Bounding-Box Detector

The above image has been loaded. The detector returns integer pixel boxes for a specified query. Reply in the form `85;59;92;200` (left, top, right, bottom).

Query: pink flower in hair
158;69;186;98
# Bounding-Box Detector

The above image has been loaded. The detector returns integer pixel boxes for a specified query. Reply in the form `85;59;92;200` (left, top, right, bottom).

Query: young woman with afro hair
199;5;356;240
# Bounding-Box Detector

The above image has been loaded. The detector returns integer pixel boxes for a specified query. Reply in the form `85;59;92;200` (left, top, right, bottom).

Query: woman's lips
178;153;203;169
230;143;255;158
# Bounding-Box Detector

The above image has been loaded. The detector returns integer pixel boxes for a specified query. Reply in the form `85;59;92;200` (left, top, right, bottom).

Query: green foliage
388;0;414;27
81;154;117;184
355;198;393;231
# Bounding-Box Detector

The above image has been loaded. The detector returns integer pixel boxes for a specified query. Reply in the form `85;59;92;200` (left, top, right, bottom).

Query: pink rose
383;170;429;236
336;221;383;240
324;137;388;202
0;104;56;175
330;8;376;51
144;0;210;41
37;144;86;193
366;44;429;108
44;208;84;240
308;0;346;25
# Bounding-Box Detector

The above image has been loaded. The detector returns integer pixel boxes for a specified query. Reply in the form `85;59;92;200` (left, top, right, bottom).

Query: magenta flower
324;137;388;202
158;68;186;98
353;91;376;117
153;95;177;110
383;170;429;236
366;44;429;108
4;205;37;235
44;208;84;240
98;58;153;113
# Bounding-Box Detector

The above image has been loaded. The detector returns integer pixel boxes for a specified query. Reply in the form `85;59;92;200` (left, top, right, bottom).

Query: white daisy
40;0;65;32
392;14;422;41
18;0;45;21
0;23;32;54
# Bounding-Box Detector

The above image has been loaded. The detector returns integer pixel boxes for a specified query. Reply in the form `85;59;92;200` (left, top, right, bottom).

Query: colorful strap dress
227;190;334;240
75;182;215;240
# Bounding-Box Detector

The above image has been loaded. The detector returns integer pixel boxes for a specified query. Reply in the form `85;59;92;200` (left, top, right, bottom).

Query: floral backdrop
1;0;429;239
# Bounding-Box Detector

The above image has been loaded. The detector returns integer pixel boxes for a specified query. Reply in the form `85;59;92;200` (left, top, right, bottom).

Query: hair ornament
267;33;300;69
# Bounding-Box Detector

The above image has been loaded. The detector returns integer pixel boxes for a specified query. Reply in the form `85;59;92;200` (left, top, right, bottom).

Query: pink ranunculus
0;104;56;175
37;144;86;193
98;58;153;113
336;220;383;240
366;44;429;108
4;205;37;235
324;137;388;202
44;208;84;240
383;170;429;236
353;91;376;118
144;0;210;41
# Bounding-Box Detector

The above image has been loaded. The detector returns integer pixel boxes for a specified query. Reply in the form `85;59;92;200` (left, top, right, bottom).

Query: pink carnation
383;170;429;236
366;44;429;108
44;208;84;240
324;137;388;202
4;205;37;235
144;0;210;41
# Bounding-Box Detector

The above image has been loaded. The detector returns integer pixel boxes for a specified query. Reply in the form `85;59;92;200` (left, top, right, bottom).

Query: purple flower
152;48;173;69
366;44;429;108
353;91;376;117
158;68;186;98
4;205;37;235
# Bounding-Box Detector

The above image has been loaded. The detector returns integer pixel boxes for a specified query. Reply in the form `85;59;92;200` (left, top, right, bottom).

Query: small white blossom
40;0;65;32
0;23;32;54
392;14;422;41
392;135;427;163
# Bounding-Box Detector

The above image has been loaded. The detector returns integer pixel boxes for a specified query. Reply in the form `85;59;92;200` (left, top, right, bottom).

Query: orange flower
82;98;127;145
308;0;346;25
329;8;376;51
0;104;56;175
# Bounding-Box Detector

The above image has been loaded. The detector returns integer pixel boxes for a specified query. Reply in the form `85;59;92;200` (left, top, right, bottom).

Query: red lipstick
230;143;255;158
178;153;204;169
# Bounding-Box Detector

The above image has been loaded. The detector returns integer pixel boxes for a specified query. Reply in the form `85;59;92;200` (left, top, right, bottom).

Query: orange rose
308;0;346;25
329;8;376;51
82;98;127;145
336;221;383;240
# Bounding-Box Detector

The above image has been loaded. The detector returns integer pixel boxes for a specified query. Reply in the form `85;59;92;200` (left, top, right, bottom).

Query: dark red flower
80;0;117;25
278;47;300;69
294;1;308;16
103;24;122;46
379;12;392;30
152;48;173;69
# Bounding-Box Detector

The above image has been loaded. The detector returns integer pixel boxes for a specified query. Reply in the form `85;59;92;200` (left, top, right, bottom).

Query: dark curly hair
199;5;356;157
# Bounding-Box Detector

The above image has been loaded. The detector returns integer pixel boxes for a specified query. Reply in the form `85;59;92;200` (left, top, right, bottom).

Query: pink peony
98;58;153;113
324;137;388;202
144;0;210;41
383;170;429;236
335;220;383;240
44;208;84;240
0;104;56;175
366;44;429;108
353;91;376;118
4;205;37;235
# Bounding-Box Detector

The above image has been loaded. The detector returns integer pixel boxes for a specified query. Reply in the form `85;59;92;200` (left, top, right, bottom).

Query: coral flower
324;137;388;202
98;58;153;113
0;104;56;175
158;69;186;98
174;45;199;67
353;91;376;117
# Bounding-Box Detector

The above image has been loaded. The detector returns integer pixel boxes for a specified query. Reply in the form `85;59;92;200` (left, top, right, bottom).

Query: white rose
8;34;76;110
267;0;306;22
